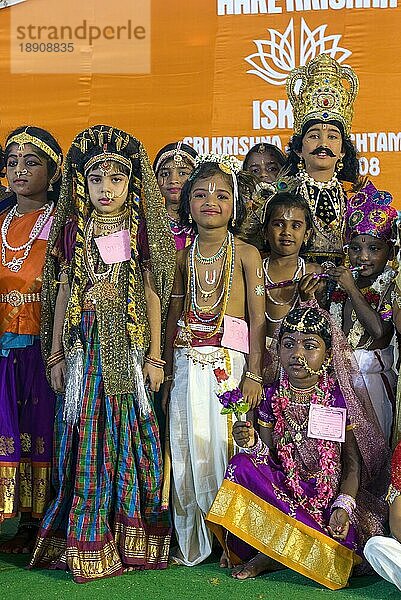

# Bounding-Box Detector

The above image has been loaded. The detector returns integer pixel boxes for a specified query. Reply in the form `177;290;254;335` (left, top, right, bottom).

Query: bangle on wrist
144;355;166;369
47;350;65;369
245;371;263;385
331;493;356;518
242;432;270;456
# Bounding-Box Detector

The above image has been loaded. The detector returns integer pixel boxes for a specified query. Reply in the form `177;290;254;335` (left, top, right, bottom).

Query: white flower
218;375;239;393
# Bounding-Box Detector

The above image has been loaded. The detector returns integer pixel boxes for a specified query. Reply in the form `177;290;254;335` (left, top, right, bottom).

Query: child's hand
328;508;350;541
232;421;255;448
298;273;321;301
331;266;356;294
143;363;164;393
50;360;66;394
241;378;263;409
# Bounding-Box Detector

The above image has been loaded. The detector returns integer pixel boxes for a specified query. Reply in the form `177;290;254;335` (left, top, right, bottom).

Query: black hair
179;162;253;234
278;306;332;349
243;143;286;171
261;191;313;254
5;125;63;204
153;142;198;175
283;119;360;185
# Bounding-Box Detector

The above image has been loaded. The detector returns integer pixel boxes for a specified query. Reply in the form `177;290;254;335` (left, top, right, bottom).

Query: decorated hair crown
280;306;332;348
192;153;242;177
153;141;197;175
70;125;139;177
286;54;359;137
345;180;398;244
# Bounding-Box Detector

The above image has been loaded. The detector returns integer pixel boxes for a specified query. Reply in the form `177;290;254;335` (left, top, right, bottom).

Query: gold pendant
294;432;302;443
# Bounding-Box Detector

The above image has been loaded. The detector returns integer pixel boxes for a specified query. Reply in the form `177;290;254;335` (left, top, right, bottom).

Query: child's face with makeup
265;205;309;257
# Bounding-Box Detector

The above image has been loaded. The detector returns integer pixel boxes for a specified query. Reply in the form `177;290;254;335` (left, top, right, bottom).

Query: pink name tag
307;404;347;443
38;216;54;241
221;315;249;354
94;229;131;264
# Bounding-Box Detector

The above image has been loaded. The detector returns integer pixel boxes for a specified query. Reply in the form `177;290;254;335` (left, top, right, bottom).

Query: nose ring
16;169;28;177
105;190;115;199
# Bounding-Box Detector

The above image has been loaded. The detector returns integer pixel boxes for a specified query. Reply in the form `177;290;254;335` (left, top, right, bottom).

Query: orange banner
0;0;400;202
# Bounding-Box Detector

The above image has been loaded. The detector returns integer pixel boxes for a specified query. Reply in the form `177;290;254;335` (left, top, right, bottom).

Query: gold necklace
92;206;130;234
83;218;121;285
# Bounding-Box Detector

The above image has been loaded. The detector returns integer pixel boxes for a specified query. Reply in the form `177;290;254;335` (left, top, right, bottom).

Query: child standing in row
162;154;265;566
330;181;398;441
153;141;197;250
29;126;175;582
259;188;322;382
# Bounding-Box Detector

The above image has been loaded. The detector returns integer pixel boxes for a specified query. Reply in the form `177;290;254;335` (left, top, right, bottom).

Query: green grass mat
0;519;396;600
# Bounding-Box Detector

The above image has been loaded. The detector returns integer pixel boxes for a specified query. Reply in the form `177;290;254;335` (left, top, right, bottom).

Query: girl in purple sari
206;305;389;590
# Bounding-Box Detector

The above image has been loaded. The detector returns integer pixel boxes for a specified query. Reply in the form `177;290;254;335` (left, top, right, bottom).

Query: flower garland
329;266;395;350
271;371;338;515
214;350;249;419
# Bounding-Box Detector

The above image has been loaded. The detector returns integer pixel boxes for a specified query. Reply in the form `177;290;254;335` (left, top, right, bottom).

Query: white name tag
307;404;347;443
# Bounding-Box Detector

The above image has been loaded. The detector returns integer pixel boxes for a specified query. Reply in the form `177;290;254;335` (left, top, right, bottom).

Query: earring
48;182;53;192
392;256;399;273
5;184;11;192
344;250;350;268
297;157;304;172
188;214;193;224
231;218;236;228
336;159;344;172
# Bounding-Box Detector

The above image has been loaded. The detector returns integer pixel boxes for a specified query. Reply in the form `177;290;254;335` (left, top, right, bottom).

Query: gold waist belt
0;290;41;307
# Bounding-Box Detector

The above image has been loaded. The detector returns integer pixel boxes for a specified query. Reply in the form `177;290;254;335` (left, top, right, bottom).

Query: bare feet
231;552;284;580
0;524;38;554
219;551;232;568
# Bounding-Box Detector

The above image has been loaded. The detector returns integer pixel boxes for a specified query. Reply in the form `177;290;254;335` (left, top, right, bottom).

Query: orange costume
0;205;55;522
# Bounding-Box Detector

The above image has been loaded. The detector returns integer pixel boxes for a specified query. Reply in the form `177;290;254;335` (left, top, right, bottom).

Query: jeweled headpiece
5;126;63;184
190;153;243;225
192;153;242;176
279;307;332;348
345;180;398;245
153;141;197;175
286;54;359;137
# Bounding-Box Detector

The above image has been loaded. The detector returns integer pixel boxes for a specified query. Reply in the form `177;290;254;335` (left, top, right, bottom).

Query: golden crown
286;54;359;137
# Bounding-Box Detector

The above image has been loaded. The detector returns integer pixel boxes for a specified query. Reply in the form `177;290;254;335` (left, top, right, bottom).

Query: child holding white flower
162;154;265;566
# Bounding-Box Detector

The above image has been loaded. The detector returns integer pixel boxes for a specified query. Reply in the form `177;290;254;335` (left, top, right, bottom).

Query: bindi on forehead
272;206;305;222
283;208;296;220
8;151;42;161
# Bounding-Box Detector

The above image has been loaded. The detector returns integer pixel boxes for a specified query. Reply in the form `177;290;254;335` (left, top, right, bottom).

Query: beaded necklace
1;202;54;272
272;371;338;513
296;169;345;246
194;233;230;264
194;253;227;302
263;257;304;306
263;257;305;323
330;266;394;350
168;213;192;238
185;232;235;339
83;218;122;287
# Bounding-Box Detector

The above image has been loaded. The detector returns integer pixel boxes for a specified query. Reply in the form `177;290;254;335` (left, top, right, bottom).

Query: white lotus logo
245;18;352;86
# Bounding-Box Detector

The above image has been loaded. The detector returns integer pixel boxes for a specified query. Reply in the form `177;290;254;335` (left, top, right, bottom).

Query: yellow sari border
206;478;361;590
